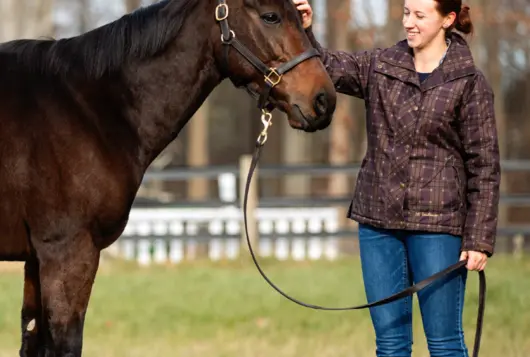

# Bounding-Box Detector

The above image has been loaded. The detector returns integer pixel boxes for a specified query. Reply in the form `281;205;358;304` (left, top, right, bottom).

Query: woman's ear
443;11;457;29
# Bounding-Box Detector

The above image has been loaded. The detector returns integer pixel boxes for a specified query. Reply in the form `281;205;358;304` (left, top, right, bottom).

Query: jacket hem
349;211;495;257
348;211;463;237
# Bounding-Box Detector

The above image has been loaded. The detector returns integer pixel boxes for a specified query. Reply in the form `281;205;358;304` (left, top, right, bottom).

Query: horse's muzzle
290;104;331;133
288;89;334;132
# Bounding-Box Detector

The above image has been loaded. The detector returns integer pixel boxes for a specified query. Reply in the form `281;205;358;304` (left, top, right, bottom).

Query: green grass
0;255;529;357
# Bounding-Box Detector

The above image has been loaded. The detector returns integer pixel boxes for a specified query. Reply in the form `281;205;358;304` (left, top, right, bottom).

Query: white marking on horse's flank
27;319;35;332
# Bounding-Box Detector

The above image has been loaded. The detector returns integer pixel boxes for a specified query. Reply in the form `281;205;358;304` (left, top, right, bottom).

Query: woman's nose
403;16;414;28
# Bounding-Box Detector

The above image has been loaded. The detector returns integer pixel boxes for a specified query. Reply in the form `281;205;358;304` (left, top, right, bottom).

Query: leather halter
215;0;320;110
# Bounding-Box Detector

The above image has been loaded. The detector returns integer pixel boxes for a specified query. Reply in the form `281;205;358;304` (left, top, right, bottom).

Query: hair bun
456;4;473;35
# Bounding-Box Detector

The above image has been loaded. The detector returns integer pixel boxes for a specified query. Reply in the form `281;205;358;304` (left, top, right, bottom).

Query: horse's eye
261;12;281;24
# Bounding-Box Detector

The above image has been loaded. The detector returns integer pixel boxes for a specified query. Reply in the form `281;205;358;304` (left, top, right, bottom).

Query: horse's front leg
19;257;45;357
35;230;100;357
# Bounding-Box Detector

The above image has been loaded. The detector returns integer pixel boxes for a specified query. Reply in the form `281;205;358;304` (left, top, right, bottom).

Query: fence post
513;234;524;259
239;155;259;253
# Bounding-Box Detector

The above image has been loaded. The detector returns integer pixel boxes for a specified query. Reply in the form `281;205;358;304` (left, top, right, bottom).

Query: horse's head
211;0;336;132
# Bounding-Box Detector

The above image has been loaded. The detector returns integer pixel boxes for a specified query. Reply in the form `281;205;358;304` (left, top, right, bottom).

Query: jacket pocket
409;156;463;213
420;155;454;188
451;161;466;210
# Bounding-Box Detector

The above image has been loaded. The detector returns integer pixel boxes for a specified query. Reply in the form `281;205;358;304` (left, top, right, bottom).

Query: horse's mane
0;0;199;79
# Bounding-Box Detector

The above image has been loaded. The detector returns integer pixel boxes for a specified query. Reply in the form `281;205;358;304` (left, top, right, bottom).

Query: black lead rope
242;129;486;357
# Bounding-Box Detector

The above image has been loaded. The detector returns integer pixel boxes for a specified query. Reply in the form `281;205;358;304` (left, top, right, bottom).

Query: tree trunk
78;0;91;34
483;1;509;253
385;0;404;45
281;120;312;197
325;0;357;255
125;0;142;13
467;0;509;252
0;0;55;42
326;0;352;200
186;101;210;201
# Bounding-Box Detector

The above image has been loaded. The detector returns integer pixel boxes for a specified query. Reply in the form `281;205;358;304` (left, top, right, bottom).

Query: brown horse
0;0;336;355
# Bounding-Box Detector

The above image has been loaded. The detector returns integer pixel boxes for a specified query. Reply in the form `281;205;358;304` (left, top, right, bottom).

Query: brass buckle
215;4;229;21
264;68;282;87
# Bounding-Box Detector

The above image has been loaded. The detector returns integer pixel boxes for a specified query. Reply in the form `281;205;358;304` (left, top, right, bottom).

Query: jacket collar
376;32;476;91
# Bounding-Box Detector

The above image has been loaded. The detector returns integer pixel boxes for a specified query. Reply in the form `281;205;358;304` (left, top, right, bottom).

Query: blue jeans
358;223;468;357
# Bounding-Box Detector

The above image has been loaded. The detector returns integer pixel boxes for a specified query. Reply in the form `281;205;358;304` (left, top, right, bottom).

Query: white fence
107;206;343;266
104;159;530;265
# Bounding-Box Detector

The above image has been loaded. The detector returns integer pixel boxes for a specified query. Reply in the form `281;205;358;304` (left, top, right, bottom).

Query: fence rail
111;206;341;265
140;159;530;182
106;158;530;265
110;205;530;266
133;194;530;208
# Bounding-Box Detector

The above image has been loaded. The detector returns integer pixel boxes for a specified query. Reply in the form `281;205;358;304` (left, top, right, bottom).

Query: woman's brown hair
434;0;474;35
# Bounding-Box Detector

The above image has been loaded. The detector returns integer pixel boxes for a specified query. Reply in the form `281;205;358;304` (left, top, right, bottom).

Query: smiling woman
293;0;500;356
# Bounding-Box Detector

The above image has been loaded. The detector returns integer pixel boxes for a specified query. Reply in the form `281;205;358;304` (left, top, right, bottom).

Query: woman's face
402;0;455;50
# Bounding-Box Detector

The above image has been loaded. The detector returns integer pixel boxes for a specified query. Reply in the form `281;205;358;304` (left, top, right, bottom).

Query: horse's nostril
313;91;328;117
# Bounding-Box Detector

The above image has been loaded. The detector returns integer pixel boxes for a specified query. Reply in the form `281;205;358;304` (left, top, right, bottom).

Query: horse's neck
123;15;221;170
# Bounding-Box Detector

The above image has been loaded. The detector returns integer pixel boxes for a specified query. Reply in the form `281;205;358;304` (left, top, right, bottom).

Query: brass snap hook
257;110;273;146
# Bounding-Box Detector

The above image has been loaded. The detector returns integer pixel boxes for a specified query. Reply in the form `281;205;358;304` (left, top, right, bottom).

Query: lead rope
243;109;485;357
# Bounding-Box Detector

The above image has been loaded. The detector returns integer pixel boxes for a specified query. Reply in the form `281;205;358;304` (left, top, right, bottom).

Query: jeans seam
456;273;468;357
402;249;412;348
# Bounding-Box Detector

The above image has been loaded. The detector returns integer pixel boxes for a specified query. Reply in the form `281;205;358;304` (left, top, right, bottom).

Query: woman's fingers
464;251;488;271
292;0;313;28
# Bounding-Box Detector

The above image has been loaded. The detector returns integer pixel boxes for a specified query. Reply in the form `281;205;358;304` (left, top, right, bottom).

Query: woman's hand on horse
460;250;488;271
292;0;313;29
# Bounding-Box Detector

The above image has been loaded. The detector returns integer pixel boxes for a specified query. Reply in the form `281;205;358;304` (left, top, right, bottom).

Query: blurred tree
278;2;316;198
186;101;210;201
323;0;354;238
385;0;404;45
0;0;55;42
78;0;92;33
468;0;511;248
125;0;142;12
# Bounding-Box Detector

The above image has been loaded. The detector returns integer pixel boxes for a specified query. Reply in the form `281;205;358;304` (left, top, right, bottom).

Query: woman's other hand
460;250;488;271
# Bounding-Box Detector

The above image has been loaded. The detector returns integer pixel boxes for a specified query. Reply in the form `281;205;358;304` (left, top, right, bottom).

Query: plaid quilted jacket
306;29;501;256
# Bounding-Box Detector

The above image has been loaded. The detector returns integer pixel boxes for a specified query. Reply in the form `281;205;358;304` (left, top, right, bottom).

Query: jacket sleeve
305;26;377;99
458;71;501;257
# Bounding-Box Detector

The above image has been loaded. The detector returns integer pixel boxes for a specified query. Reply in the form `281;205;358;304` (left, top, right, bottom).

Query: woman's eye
261;12;281;24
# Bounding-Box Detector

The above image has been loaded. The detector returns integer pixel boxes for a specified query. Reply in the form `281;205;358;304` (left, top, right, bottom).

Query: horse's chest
88;168;142;249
